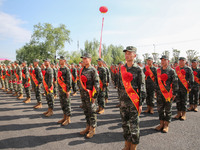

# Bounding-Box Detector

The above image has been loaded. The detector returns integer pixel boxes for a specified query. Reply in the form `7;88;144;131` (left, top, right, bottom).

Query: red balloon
99;6;108;13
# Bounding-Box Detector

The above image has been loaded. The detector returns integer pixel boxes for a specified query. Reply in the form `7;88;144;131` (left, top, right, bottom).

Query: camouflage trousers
59;89;71;116
157;91;172;122
105;85;109;99
176;88;188;111
77;80;81;90
97;90;105;108
13;82;17;92
4;79;8;89
120;96;140;144
45;91;54;109
33;84;42;103
0;78;4;88
31;78;35;91
72;81;78;93
81;90;97;128
189;87;199;105
17;83;23;94
146;86;155;107
8;80;13;91
53;82;58;96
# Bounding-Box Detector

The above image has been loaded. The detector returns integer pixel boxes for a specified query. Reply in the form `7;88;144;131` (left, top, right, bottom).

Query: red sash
175;66;189;91
6;71;10;77
43;73;53;95
80;68;96;101
71;69;77;83
121;65;140;114
14;70;19;82
145;66;155;81
31;72;39;86
194;72;200;84
22;70;31;87
157;69;173;102
57;69;68;93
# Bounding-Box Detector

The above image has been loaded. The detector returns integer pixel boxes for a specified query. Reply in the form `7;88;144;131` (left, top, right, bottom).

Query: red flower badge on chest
22;69;24;74
42;70;46;76
123;72;133;82
161;73;168;86
181;69;186;75
193;71;197;76
145;71;150;76
81;75;87;87
32;70;35;74
58;71;62;78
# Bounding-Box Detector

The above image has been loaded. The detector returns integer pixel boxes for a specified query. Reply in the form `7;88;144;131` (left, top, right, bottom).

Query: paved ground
0;85;200;150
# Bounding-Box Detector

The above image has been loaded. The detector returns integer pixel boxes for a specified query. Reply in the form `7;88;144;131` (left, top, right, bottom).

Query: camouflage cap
160;55;169;60
174;61;178;64
191;59;197;63
71;63;75;65
29;63;33;66
33;59;40;62
179;57;186;61
123;46;137;53
96;58;104;62
80;53;92;58
58;56;65;60
51;63;55;65
43;58;51;62
14;60;19;64
118;61;124;64
146;57;153;60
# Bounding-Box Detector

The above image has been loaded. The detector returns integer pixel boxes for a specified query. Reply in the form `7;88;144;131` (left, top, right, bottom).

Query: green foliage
16;23;71;64
68;51;82;65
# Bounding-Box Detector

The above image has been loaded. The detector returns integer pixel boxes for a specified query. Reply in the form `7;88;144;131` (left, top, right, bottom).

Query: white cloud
0;12;31;43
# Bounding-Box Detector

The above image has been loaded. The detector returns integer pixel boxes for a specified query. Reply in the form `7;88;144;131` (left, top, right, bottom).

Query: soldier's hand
106;83;109;86
139;106;142;115
188;89;191;92
48;88;51;92
66;92;70;98
91;98;95;104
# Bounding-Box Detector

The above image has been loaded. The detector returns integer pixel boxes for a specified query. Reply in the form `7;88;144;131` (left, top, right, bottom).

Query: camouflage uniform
44;66;54;109
58;66;72;115
118;63;146;144
22;66;31;98
29;66;35;90
104;66;110;100
189;67;200;105
143;65;157;107
77;67;81;89
176;66;193;111
15;65;23;95
11;65;17;93
97;66;107;109
33;66;43;103
52;67;58;96
71;67;78;93
155;66;178;122
0;66;5;88
7;66;13;91
80;65;99;128
2;67;8;90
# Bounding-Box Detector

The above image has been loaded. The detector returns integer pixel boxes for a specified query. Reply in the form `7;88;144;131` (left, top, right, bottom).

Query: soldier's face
147;60;153;66
59;59;65;65
192;62;197;68
82;58;91;66
179;60;185;66
97;61;101;66
161;59;169;67
44;61;49;66
125;51;136;62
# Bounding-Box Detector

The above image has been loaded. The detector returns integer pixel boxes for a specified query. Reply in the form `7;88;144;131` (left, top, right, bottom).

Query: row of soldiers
0;46;200;150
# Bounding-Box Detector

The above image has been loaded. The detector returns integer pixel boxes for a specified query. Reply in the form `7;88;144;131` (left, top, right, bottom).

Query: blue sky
0;0;200;60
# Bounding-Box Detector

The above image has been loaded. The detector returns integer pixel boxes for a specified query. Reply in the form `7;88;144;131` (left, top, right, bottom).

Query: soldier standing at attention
57;56;72;126
7;63;13;94
174;57;193;120
188;59;200;112
118;46;146;150
96;58;107;114
51;63;58;99
11;63;17;96
2;64;8;92
71;63;78;96
21;61;31;103
32;59;43;109
42;58;54;117
29;63;35;92
103;61;110;103
79;53;99;139
143;57;157;114
155;55;178;133
0;63;3;89
14;61;23;100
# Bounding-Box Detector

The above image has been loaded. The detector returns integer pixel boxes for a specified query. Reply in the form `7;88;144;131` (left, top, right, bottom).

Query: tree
143;53;150;64
172;49;180;62
68;51;82;65
162;50;170;59
152;52;159;63
16;23;71;64
186;50;199;63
